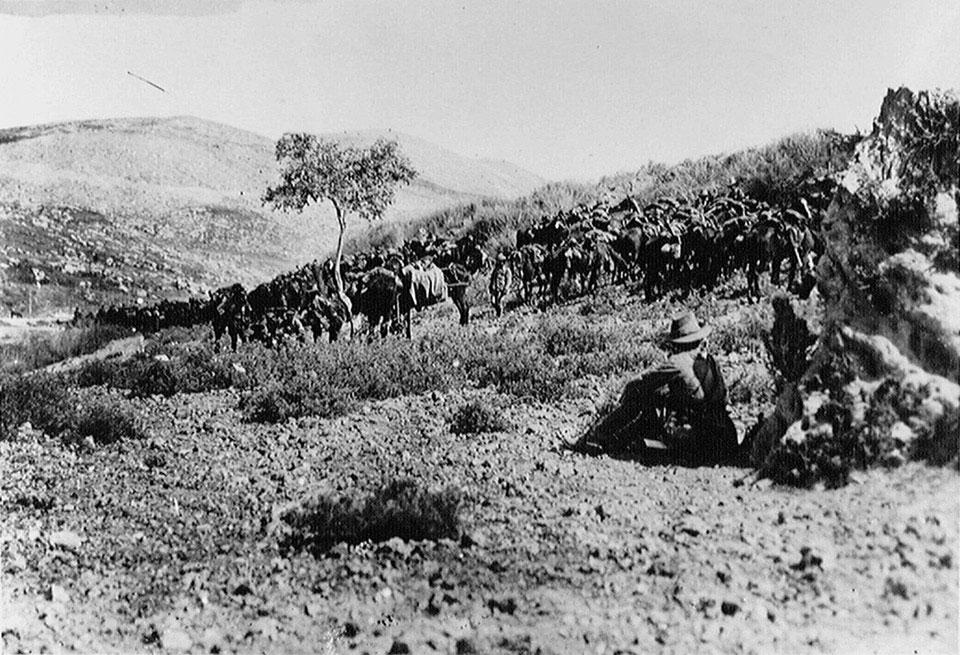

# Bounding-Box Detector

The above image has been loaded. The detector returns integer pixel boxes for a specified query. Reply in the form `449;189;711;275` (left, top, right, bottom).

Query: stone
460;531;487;549
48;530;83;551
199;627;224;651
160;626;193;651
678;517;708;537
249;617;278;641
6;552;26;572
720;601;740;616
48;584;70;603
388;639;411;654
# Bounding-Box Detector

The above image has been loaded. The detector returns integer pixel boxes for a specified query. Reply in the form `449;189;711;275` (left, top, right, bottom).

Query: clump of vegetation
449;399;511;435
0;372;145;446
240;379;358;424
72;400;146;446
239;339;459;423
0;373;75;440
278;478;463;556
912;404;959;468
74;358;124;388
75;341;249;397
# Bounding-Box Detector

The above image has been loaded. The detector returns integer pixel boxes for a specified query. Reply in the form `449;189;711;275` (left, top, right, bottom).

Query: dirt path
2;383;957;654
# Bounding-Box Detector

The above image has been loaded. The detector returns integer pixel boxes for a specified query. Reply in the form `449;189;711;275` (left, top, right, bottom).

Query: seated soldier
566;312;739;464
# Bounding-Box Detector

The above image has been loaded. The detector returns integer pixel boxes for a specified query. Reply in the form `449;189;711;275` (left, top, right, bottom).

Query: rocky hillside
0;117;544;314
753;87;960;479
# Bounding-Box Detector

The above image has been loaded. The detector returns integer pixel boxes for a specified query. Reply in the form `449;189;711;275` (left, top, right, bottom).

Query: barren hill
0;116;544;313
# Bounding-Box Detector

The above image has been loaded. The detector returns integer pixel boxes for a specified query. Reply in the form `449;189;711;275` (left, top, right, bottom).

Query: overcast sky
1;0;958;180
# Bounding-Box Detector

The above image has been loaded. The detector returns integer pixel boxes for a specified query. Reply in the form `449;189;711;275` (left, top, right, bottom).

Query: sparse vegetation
0;324;129;374
236;311;659;423
277;478;463;556
0;372;145;446
74;341;249;396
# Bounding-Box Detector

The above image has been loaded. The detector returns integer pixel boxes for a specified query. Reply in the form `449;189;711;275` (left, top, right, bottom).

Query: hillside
0;117;544;313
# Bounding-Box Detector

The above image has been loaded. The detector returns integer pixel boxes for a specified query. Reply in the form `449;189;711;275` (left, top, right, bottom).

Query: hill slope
0;116;544;313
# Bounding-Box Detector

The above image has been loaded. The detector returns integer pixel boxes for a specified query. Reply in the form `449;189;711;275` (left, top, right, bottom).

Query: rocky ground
2;317;957;654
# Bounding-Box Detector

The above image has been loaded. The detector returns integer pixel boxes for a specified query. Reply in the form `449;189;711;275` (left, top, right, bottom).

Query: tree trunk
331;204;355;338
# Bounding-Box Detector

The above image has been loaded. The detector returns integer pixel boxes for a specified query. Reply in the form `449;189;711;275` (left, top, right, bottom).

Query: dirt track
2;374;957;654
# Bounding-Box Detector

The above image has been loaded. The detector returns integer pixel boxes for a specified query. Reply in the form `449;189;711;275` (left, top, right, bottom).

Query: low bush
74;358;124;387
449;399;511;434
278;478;463;556
239;339;460;423
0;373;145;446
911;404;959;467
238;312;662;423
0;373;75;440
240;380;357;424
76;341;249;396
72;399;146;445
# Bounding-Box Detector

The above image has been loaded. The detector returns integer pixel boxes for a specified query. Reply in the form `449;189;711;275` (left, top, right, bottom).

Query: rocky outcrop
754;88;960;485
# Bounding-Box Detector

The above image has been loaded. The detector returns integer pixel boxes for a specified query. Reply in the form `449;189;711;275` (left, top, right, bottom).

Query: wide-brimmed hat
665;312;711;344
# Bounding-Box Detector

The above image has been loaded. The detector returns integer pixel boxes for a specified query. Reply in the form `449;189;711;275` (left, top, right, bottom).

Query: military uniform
571;313;738;463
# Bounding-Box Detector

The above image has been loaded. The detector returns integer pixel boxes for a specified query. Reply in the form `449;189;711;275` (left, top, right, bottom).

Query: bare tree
263;135;416;328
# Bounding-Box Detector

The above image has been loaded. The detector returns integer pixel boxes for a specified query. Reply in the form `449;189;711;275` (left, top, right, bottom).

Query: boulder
753;88;960;480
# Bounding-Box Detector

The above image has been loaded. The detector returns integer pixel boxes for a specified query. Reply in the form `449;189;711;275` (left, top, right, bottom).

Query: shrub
84;341;249;397
74;358;123;388
0;373;75;440
128;359;180;398
541;321;607;357
912;404;960;467
240;380;357;424
72;400;146;445
239;339;460;423
449;399;510;434
278;478;463;556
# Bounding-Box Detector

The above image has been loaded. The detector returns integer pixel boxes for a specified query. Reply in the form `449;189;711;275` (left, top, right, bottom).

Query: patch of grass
541;320;607;357
278;478;463;556
449;399;511;435
239;311;662;423
0;324;129;373
710;307;768;356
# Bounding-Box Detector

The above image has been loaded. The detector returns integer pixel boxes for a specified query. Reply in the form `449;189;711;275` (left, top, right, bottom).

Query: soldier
566;312;739;464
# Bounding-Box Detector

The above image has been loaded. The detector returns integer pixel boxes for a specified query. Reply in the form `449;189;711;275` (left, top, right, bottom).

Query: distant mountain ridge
0;116;544;313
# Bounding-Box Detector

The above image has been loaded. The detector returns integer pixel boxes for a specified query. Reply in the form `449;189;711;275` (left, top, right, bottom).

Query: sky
1;0;958;180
